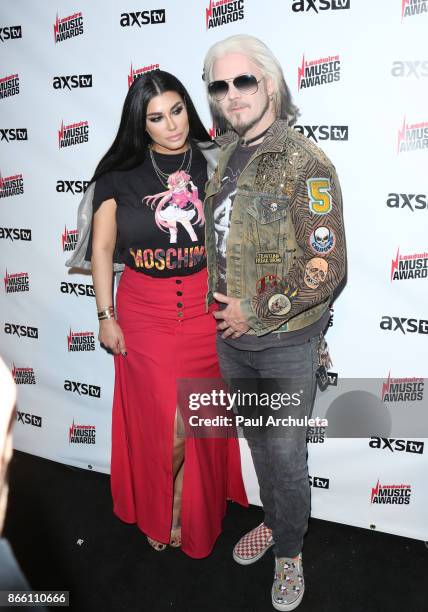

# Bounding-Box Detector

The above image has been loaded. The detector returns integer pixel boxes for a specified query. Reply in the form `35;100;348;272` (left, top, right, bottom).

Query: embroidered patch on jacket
307;178;332;215
255;252;282;264
256;197;288;223
256;274;280;294
304;258;329;289
309;226;335;256
268;294;292;316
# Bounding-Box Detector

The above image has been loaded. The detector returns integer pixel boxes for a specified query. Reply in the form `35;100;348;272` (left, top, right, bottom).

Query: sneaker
271;554;304;611
233;522;274;565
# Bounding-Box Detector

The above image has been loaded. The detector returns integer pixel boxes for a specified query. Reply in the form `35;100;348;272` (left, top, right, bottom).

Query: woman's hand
98;319;127;356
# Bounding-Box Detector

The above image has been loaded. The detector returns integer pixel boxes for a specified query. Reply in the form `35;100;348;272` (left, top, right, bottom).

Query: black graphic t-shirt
85;146;208;277
213;143;257;294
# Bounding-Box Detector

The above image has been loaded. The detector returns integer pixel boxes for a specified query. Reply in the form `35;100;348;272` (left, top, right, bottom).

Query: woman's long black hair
91;70;210;183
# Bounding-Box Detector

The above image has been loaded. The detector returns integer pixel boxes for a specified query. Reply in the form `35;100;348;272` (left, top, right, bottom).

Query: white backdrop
1;0;428;542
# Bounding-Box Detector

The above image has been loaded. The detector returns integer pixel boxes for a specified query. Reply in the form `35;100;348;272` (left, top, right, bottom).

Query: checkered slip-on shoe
232;522;274;565
271;554;304;611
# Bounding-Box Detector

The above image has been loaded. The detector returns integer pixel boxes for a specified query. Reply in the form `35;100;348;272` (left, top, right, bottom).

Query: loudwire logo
60;281;95;297
4;270;29;293
69;419;96;444
298;54;340;90
397;116;428;153
294;124;348;142
402;0;428;20
370;480;411;505
56;180;89;194
206;0;245;29
381;372;424;402
128;63;160;88
53;12;84;43
16;412;42;428
0;173;24;198
62;226;78;252
0;227;31;241
67;328;95;352
64;380;101;398
12;364;36;385
309;475;330;488
53;74;92;90
0;73;20;99
1;128;28;142
292;0;350;11
58;120;89;148
120;10;166;27
4;323;38;339
391;61;428;78
0;25;22;42
379;316;428;335
369;437;424;454
391;248;428;280
386;192;427;212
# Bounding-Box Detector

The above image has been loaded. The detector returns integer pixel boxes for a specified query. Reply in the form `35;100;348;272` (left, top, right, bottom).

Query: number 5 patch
307;178;332;215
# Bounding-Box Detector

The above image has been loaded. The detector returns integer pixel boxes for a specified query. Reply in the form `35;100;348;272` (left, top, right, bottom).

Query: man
202;35;346;611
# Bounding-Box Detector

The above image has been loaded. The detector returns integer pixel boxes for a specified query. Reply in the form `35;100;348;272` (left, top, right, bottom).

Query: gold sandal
147;536;167;552
169;526;182;548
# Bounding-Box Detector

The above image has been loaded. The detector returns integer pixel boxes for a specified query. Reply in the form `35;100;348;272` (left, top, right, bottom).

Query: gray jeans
216;334;319;558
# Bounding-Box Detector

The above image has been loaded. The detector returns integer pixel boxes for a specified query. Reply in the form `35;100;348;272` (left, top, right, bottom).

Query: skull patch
309;226;335;255
304;258;329;289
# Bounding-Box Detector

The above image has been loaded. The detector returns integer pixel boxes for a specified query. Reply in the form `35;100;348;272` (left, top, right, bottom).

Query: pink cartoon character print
143;170;205;244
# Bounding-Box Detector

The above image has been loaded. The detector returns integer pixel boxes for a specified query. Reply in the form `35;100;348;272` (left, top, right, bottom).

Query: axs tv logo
391;61;428;79
120;10;166;27
4;323;38;338
0;128;28;142
380;316;428;335
0;26;22;42
292;0;350;12
53;75;92;90
64;379;101;398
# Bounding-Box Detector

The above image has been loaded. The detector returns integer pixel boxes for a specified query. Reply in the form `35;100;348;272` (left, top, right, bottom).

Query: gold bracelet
97;306;115;321
98;313;115;321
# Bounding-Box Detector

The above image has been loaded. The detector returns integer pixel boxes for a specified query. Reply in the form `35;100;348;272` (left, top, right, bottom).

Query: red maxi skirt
110;265;248;558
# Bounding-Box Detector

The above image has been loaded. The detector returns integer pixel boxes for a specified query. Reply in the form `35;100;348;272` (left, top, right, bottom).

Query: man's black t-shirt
85;146;208;277
212;143;257;295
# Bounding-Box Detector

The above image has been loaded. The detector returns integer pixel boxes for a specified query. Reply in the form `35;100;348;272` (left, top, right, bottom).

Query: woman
66;71;247;557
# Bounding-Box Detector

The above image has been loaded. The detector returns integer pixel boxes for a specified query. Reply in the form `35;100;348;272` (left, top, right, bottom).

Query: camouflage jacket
204;119;347;337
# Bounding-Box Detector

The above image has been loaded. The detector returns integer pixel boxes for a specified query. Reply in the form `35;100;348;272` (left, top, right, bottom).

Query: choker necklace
240;126;271;147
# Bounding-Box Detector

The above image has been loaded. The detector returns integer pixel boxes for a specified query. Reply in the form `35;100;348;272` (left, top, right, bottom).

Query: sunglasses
207;74;264;101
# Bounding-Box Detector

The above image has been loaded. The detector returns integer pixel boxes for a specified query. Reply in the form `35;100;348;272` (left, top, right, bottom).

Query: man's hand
213;292;251;339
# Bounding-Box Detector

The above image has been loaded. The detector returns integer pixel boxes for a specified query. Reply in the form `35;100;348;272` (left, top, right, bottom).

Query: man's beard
229;95;270;137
